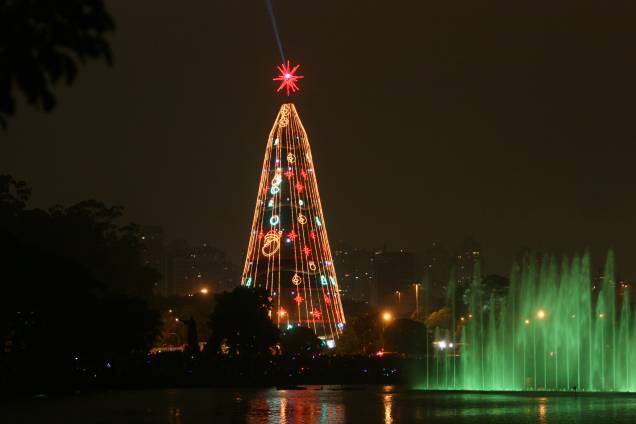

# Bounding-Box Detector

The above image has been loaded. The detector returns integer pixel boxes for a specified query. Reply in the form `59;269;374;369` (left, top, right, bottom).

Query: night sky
2;1;635;278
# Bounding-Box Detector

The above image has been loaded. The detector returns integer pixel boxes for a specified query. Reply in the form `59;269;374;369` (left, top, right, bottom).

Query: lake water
3;386;636;423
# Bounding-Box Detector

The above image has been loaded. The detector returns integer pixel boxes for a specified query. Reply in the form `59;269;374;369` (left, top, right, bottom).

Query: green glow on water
421;251;636;392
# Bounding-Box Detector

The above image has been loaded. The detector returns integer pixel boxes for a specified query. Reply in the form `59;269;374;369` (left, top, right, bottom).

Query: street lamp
537;309;545;320
381;311;393;351
414;283;421;317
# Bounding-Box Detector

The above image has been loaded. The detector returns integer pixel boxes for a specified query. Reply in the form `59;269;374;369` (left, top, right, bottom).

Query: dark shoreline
5;352;636;400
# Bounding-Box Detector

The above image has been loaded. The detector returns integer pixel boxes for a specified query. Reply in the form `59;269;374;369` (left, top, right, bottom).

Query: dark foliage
0;0;114;128
384;319;428;355
207;286;279;357
280;326;323;356
0;175;160;389
336;311;381;354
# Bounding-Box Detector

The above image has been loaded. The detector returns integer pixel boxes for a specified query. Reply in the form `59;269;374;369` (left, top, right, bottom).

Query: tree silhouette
336;312;381;354
280;326;323;356
424;307;452;330
384;319;428;354
1;189;159;299
208;287;279;357
179;316;199;353
0;0;114;128
0;175;160;378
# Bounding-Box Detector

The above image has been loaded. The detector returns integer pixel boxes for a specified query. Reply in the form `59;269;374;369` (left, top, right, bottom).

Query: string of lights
240;103;346;343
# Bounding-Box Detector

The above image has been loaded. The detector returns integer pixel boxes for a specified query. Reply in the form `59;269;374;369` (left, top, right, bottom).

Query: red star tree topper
273;61;304;96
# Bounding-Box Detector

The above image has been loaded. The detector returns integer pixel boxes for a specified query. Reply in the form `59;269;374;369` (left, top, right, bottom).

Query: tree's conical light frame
241;103;346;342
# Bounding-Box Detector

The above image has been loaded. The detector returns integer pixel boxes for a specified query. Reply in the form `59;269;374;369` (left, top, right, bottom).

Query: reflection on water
538;397;547;424
383;393;393;423
279;397;287;424
248;388;345;424
168;407;181;424
3;386;636;423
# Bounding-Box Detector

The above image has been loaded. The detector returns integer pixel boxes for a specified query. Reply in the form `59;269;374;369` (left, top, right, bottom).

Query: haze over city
2;0;635;279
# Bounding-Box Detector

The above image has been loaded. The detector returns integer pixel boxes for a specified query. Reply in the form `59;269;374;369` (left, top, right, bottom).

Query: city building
139;228;237;297
140;225;168;296
421;242;452;313
166;240;237;297
455;237;481;290
373;248;417;317
332;242;375;303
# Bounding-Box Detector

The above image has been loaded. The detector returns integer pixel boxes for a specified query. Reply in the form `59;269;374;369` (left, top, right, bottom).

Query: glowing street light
537;309;546;320
414;283;421;317
200;288;209;294
524;319;531;325
381;311;393;351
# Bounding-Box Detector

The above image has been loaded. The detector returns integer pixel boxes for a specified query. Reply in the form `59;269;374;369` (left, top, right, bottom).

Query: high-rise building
166;240;237;297
140;225;167;296
373;248;417;316
422;242;452;312
332;241;375;303
455;237;481;290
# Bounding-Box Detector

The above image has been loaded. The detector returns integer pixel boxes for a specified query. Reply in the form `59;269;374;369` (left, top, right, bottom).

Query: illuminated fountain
422;251;636;392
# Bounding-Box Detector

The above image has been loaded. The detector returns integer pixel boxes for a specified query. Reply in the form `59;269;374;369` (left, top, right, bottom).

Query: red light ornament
273;61;304;96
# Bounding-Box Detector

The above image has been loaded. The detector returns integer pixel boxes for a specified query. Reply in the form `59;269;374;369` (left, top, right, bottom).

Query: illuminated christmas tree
240;63;346;343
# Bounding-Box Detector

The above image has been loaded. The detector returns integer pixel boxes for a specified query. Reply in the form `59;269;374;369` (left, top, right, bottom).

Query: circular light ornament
287;153;296;163
309;260;316;271
261;232;281;257
292;274;302;286
270;215;280;226
297;215;307;225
